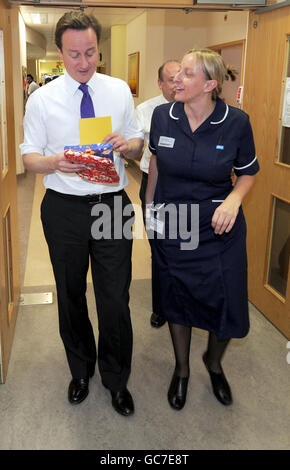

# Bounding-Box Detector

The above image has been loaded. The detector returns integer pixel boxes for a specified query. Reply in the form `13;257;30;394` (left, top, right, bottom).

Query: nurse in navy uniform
146;48;259;410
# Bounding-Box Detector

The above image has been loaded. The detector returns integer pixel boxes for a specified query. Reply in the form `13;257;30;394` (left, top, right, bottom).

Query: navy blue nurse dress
148;98;260;339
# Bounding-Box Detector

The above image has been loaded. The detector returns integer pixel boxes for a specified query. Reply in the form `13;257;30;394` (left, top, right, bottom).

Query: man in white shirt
136;60;180;329
27;74;38;96
20;11;143;417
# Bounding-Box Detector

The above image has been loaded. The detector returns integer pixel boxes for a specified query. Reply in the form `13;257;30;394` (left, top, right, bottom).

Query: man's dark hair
55;11;102;50
158;60;179;81
27;74;34;80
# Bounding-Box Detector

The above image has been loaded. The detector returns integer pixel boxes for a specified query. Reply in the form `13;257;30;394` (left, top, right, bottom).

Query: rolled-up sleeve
233;116;260;176
20;93;47;156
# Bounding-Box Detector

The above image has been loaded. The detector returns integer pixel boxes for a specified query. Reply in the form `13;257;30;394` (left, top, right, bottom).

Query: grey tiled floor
1;282;289;450
0;169;288;450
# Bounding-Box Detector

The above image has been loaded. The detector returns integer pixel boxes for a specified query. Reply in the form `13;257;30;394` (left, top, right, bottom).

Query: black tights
168;323;192;378
168;322;230;377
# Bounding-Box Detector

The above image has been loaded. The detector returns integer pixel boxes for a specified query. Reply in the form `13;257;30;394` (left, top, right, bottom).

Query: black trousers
41;189;134;392
139;172;162;317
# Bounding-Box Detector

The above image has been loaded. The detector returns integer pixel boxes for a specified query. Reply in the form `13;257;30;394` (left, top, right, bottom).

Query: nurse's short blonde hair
186;48;237;100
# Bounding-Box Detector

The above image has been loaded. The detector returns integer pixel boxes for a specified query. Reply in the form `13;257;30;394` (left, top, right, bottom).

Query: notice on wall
282;77;290;127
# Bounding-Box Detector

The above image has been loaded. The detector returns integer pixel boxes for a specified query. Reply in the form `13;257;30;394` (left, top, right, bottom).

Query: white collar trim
169;101;229;125
169;102;179;120
210;104;229;125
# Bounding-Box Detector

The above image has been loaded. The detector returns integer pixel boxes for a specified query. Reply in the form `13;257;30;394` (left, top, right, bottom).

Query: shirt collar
160;94;169;104
64;71;99;96
86;72;99;93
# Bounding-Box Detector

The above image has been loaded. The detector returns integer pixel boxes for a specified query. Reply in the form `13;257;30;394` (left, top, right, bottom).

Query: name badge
158;136;175;148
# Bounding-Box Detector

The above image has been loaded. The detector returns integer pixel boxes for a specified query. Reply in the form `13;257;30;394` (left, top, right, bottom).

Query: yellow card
79;116;112;145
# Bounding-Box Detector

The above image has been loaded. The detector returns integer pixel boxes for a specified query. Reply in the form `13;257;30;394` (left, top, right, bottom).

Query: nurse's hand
211;193;241;235
212;175;256;234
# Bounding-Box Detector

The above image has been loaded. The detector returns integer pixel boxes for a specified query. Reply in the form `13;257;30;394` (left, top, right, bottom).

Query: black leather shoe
202;352;232;406
68;378;89;405
111;388;134;416
168;373;189;410
150;313;166;328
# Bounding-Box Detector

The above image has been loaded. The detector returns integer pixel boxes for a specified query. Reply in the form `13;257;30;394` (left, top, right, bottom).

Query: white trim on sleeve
234;155;257;170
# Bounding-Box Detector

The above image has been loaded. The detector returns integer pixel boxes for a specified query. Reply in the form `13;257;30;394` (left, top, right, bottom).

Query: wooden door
0;3;20;382
243;8;290;339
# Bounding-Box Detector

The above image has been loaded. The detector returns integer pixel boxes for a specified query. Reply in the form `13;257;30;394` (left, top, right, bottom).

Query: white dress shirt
27;81;38;96
135;94;168;173
20;71;143;195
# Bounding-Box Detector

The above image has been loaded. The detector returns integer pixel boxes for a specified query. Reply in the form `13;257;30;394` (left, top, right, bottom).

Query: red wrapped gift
64;146;120;184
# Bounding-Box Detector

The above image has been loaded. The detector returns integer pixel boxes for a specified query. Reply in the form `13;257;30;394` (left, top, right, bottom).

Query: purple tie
79;83;95;118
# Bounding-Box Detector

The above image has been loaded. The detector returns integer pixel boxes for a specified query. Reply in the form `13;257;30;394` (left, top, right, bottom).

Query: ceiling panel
20;5;146;59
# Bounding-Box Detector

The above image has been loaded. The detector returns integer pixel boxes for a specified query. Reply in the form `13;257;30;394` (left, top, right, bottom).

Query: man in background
136;60;180;328
27;74;38;96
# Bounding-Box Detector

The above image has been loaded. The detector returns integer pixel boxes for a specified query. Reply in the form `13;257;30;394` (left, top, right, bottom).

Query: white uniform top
27;81;38;96
135;94;168;174
20;71;143;196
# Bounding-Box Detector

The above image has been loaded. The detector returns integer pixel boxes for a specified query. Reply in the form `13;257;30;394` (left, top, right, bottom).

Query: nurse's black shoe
150;313;166;328
168;372;189;410
202;352;232;406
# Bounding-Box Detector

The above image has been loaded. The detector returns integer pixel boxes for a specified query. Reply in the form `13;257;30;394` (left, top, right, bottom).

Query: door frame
243;8;290;338
209;39;246;88
0;2;21;382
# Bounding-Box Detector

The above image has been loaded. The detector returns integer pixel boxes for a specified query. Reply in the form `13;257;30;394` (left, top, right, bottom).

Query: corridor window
267;197;290;299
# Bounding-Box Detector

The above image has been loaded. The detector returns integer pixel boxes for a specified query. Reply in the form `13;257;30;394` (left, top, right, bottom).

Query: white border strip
169;102;179;120
234;155;257;170
210;104;229;124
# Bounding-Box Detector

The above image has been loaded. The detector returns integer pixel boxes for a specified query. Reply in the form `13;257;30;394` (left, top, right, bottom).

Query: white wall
11;8;26;174
127;12;147;106
163;11;208;61
10;8;49;174
111;25;126;80
126;9;249;105
144;10;166;101
205;11;249;46
25;25;46;52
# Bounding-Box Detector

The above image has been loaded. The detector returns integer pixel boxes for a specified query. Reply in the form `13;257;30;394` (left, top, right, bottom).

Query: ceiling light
31;13;48;25
31;14;41;25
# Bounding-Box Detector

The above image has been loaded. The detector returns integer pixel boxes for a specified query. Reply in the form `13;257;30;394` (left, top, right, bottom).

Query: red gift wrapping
64;148;120;184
